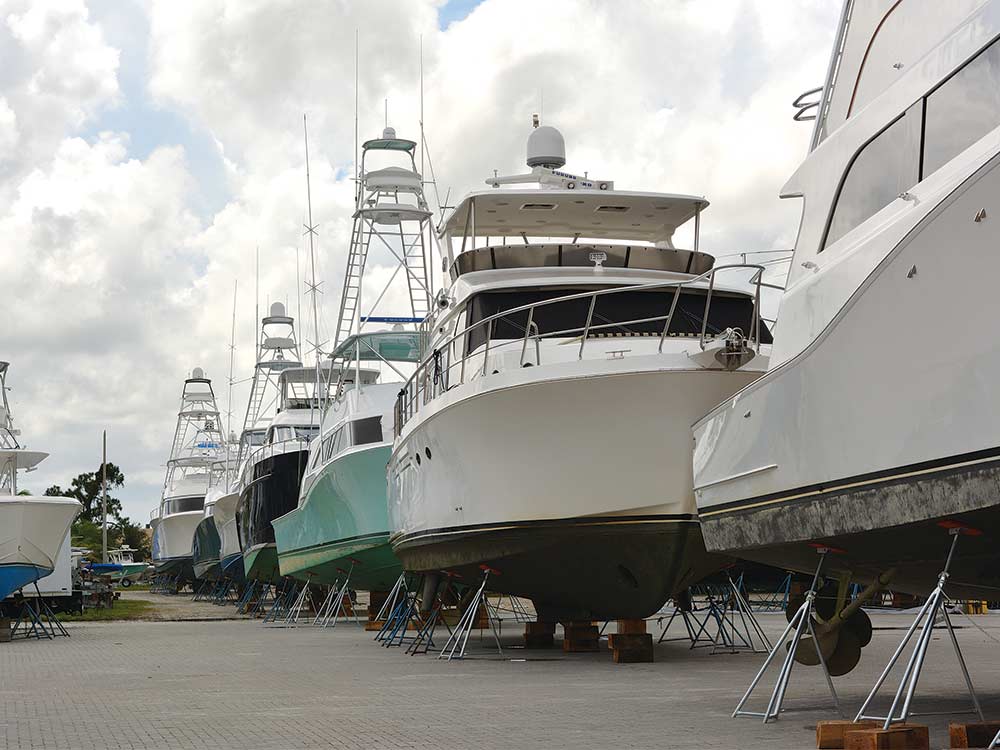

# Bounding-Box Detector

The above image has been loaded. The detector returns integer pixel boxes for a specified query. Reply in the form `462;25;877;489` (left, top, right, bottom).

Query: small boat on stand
87;547;148;587
0;361;81;602
151;369;227;590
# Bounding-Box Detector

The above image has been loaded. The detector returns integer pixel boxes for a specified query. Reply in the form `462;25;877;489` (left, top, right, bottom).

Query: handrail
238;437;311;486
394;263;780;434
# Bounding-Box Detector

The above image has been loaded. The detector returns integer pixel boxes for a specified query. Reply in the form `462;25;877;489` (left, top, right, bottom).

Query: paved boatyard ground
2;594;1000;749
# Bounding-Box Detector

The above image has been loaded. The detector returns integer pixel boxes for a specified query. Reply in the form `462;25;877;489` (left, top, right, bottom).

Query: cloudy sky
1;0;840;523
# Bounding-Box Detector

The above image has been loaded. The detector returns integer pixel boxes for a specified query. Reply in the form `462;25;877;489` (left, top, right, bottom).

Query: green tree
44;462;125;523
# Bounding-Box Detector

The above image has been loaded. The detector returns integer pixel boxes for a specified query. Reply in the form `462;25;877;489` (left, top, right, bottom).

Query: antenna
302;114;324;416
419;35;424;176
419;34;432;298
354;30;360;191
254;246;260;355
384;98;388;128
226;279;237;489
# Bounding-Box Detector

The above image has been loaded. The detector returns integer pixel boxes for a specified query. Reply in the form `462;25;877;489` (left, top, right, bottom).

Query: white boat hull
151;509;202;579
390;351;763;620
693;147;1000;597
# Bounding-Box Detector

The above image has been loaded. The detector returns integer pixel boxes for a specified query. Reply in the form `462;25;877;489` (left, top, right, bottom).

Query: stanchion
732;547;842;723
854;525;985;729
438;566;503;661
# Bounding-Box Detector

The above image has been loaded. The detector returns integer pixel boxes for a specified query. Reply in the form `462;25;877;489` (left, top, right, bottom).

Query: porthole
424;447;432;460
415;453;422;466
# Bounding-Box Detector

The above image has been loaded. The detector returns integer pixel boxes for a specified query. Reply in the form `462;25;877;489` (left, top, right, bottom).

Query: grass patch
61;599;156;622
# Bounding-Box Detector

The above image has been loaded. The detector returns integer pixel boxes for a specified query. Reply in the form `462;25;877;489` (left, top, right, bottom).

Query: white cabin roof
442;189;708;243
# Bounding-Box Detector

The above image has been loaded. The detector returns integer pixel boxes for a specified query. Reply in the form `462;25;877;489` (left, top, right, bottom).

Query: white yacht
207;454;244;583
151;369;226;583
0;361;81;601
693;1;1000;601
387;123;774;621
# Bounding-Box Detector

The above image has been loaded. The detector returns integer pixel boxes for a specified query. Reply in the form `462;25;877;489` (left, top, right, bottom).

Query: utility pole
101;430;108;563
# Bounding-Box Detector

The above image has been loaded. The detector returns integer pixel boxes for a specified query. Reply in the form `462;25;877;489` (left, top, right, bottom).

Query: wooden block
364;620;385;632
949;721;1000;748
616;618;647;635
816;720;879;749
845;724;929;750
524;621;555;648
610;633;653;663
562;624;600;653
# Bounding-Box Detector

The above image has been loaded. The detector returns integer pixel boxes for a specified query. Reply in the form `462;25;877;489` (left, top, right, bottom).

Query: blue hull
220;553;245;583
0;563;49;601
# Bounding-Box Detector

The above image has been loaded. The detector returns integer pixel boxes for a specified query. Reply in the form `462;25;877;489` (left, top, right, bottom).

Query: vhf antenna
302;114;325;415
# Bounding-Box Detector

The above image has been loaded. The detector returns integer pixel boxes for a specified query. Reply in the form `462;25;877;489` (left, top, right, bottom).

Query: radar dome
382;126;396;139
192;367;205;380
527;125;566;169
270;301;286;318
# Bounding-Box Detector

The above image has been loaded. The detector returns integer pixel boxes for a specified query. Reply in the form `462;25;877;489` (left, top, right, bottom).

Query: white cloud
0;0;842;521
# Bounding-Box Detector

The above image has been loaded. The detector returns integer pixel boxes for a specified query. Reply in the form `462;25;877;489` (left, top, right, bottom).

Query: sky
0;0;841;524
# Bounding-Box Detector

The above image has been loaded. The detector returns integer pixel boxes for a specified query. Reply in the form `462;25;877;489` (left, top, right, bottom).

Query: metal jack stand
317;566;359;628
377;586;420;646
438;567;503;661
712;575;772;655
657;592;711;647
406;575;463;655
733;548;842;722
282;579;313;625
855;527;984;729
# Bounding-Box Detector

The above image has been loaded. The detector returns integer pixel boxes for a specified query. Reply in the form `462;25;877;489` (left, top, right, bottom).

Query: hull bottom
221;553;246;583
244;544;282;584
701;453;1000;598
393;516;723;621
278;533;401;591
153;556;195;582
193;559;222;581
0;563;50;601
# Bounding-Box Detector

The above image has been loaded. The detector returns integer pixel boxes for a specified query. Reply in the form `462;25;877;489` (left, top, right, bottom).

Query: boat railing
238;437;311;486
394;263;782;434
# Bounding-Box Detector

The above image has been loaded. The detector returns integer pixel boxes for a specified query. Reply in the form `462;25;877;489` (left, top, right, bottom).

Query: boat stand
263;580;300;623
733;548;842;723
657;592;710;647
438;567;503;661
191;580;212;602
405;576;463;655
282;580;314;625
855;527;984;729
316;566;359;628
377;584;422;647
236;580;259;613
372;573;408;626
711;575;772;655
9;584;70;640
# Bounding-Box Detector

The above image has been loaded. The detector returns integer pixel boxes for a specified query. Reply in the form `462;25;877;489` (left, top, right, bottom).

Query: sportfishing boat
274;332;421;592
693;0;1000;601
151;369;226;584
388;122;774;621
0;361;81;601
236;303;328;584
274;126;432;595
206;455;244;583
192;490;222;581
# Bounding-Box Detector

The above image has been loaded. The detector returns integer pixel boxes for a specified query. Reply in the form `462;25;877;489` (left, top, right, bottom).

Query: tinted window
352;417;383;445
321;434;334;462
825;104;921;249
924;40;1000;176
465;288;772;351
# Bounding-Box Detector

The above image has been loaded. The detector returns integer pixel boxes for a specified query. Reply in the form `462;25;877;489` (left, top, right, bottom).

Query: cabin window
166;496;204;514
321;434;334;462
331;426;347;456
309;445;321;469
351;416;383;446
464;287;771;351
824;104;921;249
923;38;1000;176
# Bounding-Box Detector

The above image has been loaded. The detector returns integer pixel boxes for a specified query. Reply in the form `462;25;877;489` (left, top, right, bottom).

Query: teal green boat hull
273;444;402;592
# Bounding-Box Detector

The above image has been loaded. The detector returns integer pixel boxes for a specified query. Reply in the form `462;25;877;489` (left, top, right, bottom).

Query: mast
226;280;237;488
303;114;323;415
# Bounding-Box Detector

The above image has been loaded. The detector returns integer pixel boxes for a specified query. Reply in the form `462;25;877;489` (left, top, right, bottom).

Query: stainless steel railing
394;264;781;434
